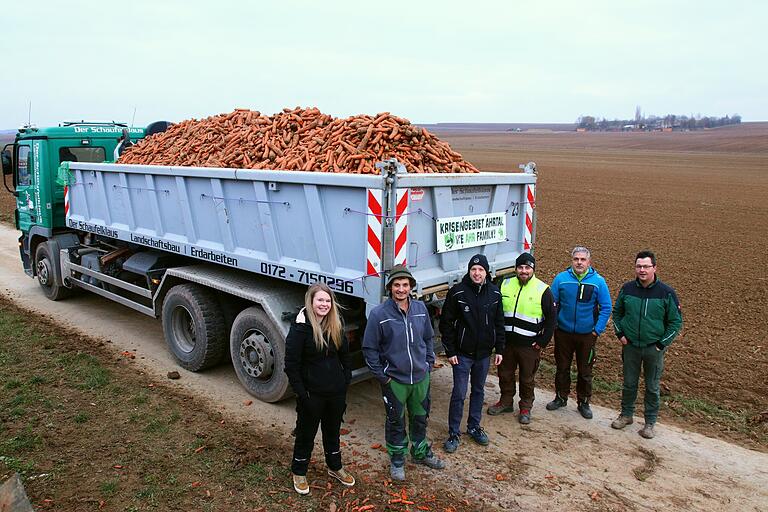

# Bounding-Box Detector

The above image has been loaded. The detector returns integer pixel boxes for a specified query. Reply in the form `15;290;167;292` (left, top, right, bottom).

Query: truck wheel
35;243;71;301
162;284;227;371
230;307;290;403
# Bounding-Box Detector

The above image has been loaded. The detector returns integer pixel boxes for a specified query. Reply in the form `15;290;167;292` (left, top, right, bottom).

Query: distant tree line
576;112;742;131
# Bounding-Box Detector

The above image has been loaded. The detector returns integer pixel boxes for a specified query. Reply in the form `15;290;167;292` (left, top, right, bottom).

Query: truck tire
162;284;227;371
35;243;71;301
230;307;290;403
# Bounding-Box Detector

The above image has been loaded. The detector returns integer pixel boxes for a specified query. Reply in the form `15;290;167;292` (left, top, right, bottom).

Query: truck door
14;143;35;231
52;144;107;227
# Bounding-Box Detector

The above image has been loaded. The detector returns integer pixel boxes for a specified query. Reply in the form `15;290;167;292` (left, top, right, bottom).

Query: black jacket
284;316;351;398
439;274;505;360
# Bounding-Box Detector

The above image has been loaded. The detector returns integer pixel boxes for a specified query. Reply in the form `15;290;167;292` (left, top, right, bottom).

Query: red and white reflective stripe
523;184;535;250
394;189;408;266
64;185;70;217
366;189;383;276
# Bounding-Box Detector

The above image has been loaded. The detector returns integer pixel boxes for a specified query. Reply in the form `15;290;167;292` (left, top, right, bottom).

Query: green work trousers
381;374;431;462
621;343;665;424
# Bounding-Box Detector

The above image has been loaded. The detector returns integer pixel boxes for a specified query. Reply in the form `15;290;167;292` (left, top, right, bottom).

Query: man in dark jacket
611;250;682;439
487;252;556;424
546;246;612;419
363;265;445;481
439;254;504;453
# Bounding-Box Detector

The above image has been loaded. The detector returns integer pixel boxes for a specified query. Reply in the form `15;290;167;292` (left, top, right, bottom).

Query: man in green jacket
611;250;682;439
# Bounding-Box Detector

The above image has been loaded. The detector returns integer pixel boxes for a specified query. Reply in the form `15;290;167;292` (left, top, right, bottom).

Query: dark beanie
515;252;535;269
468;254;490;273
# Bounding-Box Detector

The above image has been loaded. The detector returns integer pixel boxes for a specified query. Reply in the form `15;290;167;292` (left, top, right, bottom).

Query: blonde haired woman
284;283;354;495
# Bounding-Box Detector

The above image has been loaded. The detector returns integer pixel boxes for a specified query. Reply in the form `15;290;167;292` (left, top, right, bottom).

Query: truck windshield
59;146;106;164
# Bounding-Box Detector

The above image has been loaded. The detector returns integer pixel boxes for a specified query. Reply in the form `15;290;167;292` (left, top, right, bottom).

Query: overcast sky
2;1;765;127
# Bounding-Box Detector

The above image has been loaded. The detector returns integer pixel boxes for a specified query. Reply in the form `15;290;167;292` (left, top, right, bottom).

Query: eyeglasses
635;264;654;270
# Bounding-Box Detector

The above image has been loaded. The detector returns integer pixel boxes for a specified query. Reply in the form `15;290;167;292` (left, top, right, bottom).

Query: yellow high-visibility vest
501;276;548;337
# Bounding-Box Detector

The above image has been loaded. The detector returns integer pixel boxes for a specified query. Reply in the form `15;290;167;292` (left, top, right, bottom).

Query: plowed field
2;123;766;448
2;123;767;511
437;123;768;447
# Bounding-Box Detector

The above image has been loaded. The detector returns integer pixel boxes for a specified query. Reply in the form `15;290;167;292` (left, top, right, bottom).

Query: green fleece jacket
613;277;682;350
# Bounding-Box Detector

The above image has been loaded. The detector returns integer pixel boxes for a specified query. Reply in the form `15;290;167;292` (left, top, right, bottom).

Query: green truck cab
1;122;147;281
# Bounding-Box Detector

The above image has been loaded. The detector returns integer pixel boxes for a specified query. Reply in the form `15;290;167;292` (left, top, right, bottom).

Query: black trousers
291;393;346;475
554;329;597;402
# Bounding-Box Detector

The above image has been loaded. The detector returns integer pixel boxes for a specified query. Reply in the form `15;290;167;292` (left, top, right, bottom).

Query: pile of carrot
119;107;479;173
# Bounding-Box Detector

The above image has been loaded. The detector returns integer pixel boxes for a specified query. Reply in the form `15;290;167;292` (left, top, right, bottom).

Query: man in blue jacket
546;246;612;419
363;265;445;481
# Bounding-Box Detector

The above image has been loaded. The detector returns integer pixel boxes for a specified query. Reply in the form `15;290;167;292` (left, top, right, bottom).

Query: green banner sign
435;212;506;253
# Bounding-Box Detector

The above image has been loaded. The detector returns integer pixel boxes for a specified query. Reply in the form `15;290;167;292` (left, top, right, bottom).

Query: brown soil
2;281;766;511
0;297;470;511
2;123;767;448
439;123;768;449
441;122;768;153
2;123;768;511
0;190;13;227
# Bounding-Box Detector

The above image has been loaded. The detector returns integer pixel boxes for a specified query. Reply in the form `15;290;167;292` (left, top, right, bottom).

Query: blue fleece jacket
362;297;435;385
551;267;612;335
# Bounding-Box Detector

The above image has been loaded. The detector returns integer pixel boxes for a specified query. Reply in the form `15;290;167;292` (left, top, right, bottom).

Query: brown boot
328;467;355;486
487;401;514;416
611;415;634;430
638;423;655;439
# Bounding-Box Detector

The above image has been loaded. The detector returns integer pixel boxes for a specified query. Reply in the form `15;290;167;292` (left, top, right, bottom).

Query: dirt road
1;224;765;511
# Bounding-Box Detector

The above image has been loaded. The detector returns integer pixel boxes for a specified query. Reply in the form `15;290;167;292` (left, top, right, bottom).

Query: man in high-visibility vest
487;252;556;424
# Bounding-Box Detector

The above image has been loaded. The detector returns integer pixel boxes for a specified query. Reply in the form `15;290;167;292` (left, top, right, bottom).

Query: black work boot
546;395;567;411
577;400;593;419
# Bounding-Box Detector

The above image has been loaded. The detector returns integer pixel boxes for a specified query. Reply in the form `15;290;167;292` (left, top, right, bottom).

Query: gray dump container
63;160;537;311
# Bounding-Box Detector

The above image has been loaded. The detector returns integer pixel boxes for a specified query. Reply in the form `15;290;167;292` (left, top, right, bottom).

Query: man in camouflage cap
363;265;445;481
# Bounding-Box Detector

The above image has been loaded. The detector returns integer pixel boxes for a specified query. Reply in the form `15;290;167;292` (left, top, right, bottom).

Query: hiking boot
487;401;514;416
577;401;593;419
639;423;656;439
518;409;531;425
328;467;355;487
546;395;567;411
413;452;445;470
611;415;634;430
390;462;406;481
467;426;489;446
292;474;310;495
443;434;460;453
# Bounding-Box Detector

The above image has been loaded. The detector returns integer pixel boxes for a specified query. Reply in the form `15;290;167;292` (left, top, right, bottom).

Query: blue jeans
448;355;491;436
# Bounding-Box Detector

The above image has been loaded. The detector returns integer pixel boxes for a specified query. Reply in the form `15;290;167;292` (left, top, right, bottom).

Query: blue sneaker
443;434;460;453
467;426;489;446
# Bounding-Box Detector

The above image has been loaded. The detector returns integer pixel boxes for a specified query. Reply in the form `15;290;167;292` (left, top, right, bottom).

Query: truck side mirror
2;147;17;196
1;148;11;176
